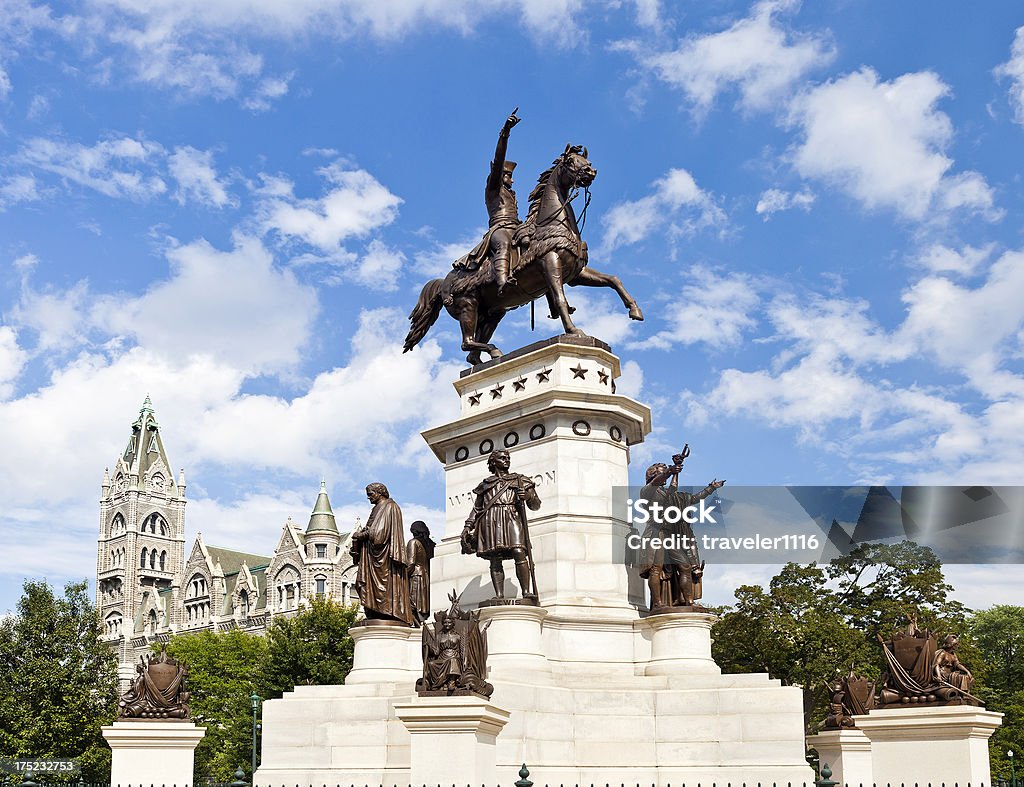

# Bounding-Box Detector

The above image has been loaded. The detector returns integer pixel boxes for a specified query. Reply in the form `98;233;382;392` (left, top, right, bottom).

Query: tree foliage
163;598;359;782
712;543;972;728
969;606;1024;780
0;580;119;784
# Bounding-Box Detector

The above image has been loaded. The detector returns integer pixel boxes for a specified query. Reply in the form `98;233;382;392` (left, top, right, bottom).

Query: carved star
598;369;609;385
490;384;504;399
536;368;552;383
513;377;527;392
468;392;482;407
570;364;588;379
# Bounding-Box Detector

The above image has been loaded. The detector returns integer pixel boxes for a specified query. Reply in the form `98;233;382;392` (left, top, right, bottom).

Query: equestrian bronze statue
404;110;644;365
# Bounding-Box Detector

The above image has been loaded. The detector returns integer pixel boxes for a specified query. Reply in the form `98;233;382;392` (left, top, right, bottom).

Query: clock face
115;475;127;493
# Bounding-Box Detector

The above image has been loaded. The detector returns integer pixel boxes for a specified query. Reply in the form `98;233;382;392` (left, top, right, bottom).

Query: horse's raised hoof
628;306;644;321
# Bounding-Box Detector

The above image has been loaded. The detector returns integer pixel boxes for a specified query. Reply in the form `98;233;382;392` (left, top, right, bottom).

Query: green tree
712;542;970;730
0;580;119;783
163;598;358;782
163;629;268;783
263;597;360;695
968;606;1024;781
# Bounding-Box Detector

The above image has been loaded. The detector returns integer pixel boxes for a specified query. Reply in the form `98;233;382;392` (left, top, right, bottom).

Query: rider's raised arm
486;110;519;196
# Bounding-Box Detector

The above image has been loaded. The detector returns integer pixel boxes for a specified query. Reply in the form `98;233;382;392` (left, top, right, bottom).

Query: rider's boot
495;253;516;295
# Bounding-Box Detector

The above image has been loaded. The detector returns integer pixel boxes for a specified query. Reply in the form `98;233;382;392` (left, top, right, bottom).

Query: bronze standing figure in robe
350;482;413;625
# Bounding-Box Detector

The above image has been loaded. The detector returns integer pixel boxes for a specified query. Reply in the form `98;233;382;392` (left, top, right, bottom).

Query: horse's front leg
569;266;644;321
540;251;586;336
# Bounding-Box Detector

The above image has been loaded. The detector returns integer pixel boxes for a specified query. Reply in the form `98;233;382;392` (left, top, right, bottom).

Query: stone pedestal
257;338;816;787
641;612;721;676
806;728;873;787
423;336;651;623
394;695;510;787
102;720;205;787
856;705;1003;787
478;605;551;678
345;623;421;684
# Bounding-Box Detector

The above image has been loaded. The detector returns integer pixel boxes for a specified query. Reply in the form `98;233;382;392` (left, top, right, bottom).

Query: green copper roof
306;480;339;534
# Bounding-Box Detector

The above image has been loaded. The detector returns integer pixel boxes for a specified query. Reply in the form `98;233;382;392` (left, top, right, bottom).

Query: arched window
146;609;158;634
111;513;125;536
140;548;148;568
315;576;326;597
159;551;167;571
239;590;249;619
149;550;156;569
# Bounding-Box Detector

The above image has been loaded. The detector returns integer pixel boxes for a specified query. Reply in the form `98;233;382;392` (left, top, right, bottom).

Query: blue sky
2;0;1023;614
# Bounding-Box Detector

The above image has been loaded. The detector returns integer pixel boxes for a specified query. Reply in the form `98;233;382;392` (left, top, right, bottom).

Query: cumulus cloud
94;235;318;375
788;68;997;220
12;135;241;208
17;135;167;200
0;327;28;400
755;187;815;217
168;146;235;208
257;160;402;255
914;243;995;276
631;0;834;114
631;268;759;350
352;239;405;291
691;252;1024;481
995;26;1024;125
602;168;725;250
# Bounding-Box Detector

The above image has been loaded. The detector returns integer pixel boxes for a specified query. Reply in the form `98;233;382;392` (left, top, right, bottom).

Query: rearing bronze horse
403;145;644;365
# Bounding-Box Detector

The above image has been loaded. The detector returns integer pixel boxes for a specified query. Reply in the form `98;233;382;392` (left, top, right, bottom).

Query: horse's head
558;143;597;189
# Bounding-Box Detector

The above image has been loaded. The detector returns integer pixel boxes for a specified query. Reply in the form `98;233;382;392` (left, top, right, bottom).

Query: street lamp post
1009;749;1016;787
250;693;261;781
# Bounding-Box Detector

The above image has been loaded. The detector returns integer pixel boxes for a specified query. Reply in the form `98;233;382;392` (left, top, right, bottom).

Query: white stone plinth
856;705;1002;787
422;337;652;621
102;720;205;787
394;695;510;787
346;623;421;684
641;612;721;676
478;604;551;678
807;728;873;787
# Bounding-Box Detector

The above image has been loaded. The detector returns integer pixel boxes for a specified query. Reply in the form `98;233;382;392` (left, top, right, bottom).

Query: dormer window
316;543;327;558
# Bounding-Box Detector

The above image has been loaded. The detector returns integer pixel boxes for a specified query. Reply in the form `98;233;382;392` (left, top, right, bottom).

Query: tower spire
306;480;339;534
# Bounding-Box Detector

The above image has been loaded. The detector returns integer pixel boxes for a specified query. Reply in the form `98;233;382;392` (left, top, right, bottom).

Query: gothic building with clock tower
96;398;360;682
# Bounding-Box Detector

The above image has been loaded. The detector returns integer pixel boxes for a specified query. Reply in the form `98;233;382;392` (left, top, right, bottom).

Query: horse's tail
403;278;444;352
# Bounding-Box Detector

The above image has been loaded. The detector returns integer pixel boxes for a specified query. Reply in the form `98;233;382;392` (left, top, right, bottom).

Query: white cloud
995;26;1024;125
602;167;725;251
755;187;815;217
183;307;461;476
168;146;235;208
689;252;1024;480
0;174;42;208
94;235;318;375
789;68;996;220
58;0;590;105
0;67;10;100
352;239;405;291
914;243;995;276
570;289;640;346
635;0;833;114
631;268;759;350
26;93;49;120
413;230;483;278
258;160;402;254
12;279;91;352
0;327;28;400
18;135;167;200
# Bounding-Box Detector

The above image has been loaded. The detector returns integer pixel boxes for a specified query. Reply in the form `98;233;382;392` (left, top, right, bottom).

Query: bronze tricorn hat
503;160;517;172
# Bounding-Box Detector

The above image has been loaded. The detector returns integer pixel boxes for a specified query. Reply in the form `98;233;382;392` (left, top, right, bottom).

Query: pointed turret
306;480;339;535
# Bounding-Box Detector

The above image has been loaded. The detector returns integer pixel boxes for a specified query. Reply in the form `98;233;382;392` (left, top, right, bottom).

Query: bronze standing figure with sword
461;449;542;603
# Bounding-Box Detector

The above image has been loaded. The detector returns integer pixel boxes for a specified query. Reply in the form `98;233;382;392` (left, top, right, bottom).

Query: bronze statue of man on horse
404;109;644;365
